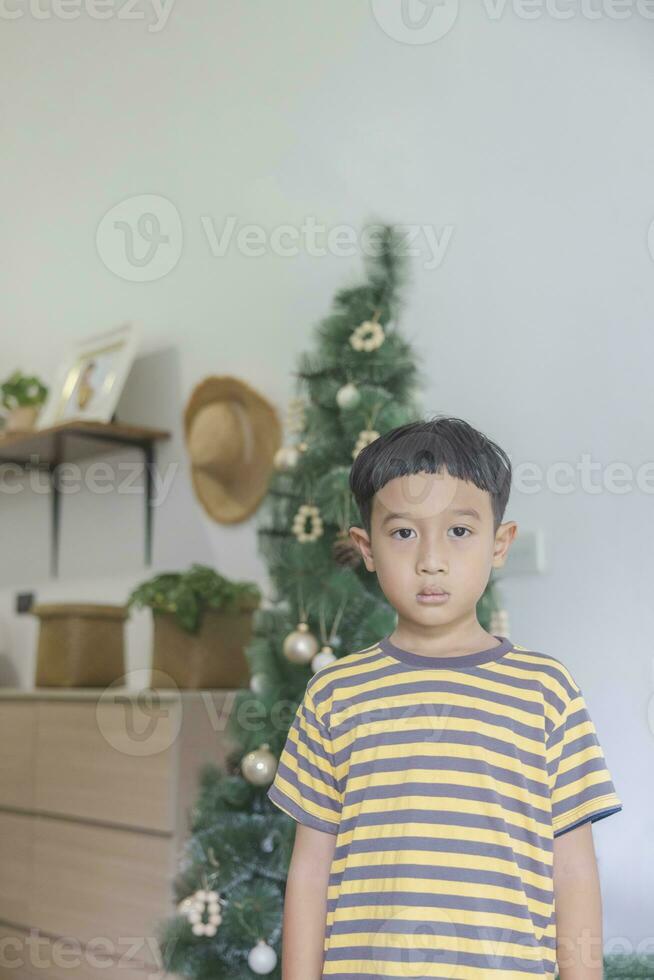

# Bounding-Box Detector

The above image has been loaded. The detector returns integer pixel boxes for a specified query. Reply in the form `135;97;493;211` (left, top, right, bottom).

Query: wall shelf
0;420;171;577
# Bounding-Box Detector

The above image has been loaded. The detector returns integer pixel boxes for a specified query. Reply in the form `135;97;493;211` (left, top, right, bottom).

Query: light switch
15;592;35;614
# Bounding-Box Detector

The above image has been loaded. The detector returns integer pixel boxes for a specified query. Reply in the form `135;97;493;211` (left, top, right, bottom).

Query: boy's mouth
416;588;450;603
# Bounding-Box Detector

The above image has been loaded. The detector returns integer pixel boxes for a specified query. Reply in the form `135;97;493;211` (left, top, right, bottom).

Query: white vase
6;404;40;433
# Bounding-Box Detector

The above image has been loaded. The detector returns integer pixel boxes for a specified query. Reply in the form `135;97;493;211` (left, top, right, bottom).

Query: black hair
349;415;512;538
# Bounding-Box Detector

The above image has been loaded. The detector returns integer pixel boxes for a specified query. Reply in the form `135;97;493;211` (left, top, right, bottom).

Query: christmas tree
157;224;504;978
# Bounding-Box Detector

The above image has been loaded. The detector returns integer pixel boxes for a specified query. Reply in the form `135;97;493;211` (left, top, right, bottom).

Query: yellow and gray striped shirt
267;634;622;979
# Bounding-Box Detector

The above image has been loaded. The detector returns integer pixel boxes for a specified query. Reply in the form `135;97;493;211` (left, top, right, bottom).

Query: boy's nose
417;550;448;575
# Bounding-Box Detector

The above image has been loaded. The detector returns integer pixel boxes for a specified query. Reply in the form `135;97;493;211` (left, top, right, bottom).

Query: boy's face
349;469;517;631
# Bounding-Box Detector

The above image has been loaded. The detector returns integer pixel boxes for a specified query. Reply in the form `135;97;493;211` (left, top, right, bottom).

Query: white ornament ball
274;445;299;471
247;940;277;975
336;382;360;409
249;672;268;695
312;647;337;672
241;744;277;786
283;624;319;664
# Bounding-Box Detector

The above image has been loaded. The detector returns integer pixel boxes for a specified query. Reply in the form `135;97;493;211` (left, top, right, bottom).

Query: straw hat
184;375;281;524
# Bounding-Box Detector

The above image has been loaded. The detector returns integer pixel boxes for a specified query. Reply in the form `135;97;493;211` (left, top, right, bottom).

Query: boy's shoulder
508;640;581;691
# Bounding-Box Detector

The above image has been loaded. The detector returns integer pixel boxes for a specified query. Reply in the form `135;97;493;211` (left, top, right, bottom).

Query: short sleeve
546;684;622;837
266;683;343;835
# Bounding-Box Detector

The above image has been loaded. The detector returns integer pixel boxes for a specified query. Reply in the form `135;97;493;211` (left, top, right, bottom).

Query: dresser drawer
0;703;36;809
34;701;177;831
31;817;172;969
0;690;228;980
0;812;33;927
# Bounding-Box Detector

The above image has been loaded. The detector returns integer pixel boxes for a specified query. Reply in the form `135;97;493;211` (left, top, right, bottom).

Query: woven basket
32;603;127;687
151;607;254;689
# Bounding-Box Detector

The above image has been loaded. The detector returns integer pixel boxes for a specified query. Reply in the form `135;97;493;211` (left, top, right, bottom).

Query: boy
267;415;622;980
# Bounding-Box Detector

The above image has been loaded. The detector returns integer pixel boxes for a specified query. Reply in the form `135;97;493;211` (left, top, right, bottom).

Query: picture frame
37;322;141;428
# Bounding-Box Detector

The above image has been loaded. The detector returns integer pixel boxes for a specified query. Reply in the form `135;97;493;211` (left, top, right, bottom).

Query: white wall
0;0;651;947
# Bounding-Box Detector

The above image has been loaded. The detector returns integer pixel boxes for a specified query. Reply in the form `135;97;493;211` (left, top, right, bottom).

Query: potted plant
127;564;261;689
1;369;48;433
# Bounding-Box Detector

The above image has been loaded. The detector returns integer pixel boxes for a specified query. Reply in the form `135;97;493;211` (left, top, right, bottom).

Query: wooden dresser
0;688;238;979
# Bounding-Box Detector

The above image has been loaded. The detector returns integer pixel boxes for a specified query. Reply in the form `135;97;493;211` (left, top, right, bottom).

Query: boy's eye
390;526;472;540
390;527;416;540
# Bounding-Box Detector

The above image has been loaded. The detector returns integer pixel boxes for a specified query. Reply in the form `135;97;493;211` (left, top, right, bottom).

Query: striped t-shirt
267;633;623;980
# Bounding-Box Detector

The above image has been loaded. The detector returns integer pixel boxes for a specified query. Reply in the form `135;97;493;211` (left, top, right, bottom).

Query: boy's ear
492;520;518;570
349;526;375;572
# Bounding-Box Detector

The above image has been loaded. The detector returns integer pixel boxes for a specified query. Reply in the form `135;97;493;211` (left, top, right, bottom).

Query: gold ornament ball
241;744;277;786
283;623;319;664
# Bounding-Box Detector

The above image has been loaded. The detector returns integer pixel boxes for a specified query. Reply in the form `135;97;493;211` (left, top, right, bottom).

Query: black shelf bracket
1;426;163;579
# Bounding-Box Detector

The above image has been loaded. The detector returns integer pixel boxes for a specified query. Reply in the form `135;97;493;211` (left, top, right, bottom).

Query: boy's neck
389;617;501;659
